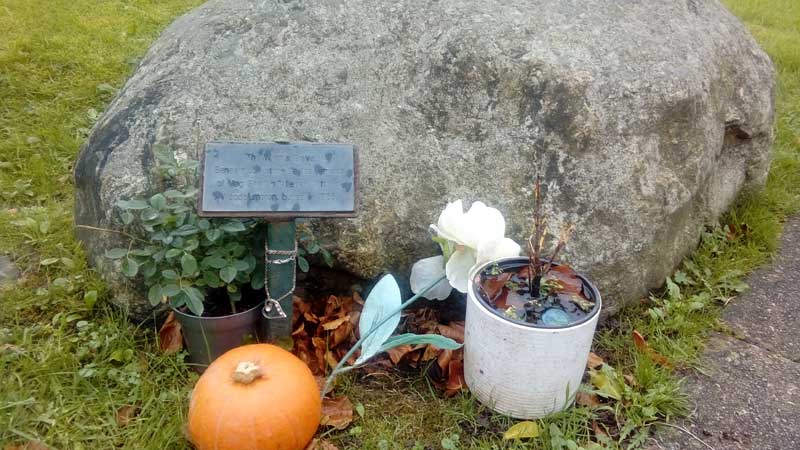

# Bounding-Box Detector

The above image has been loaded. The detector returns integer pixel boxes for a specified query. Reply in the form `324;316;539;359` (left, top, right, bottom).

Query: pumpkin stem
232;361;263;385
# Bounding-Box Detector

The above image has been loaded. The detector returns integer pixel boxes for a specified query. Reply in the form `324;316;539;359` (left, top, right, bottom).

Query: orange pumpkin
187;344;321;450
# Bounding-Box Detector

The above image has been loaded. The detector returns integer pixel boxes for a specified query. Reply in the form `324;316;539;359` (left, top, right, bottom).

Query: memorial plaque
199;141;358;218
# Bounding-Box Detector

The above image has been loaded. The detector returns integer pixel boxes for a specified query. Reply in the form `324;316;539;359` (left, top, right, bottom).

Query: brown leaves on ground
291;294;466;396
586;352;604;370
158;312;183;354
116;404;139;427
632;330;672;368
292;295;359;375
575;391;601;407
304;439;340;450
320;396;354;430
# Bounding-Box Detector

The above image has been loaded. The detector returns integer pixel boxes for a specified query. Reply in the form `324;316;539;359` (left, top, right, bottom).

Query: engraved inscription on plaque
199;141;357;217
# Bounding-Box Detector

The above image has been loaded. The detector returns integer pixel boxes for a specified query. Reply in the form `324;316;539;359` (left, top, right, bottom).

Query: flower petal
446;248;477;293
460;201;506;249
410;256;452;300
477;238;522;264
431;200;465;244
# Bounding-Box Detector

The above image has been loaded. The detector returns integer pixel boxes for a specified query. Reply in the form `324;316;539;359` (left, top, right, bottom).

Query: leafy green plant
103;146;263;316
297;221;334;272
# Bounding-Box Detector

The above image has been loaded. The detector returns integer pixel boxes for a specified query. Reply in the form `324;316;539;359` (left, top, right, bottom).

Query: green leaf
202;270;221;287
121;212;134;225
83;290;98;309
165;248;182;259
140;208;159;221
40;257;60;266
203;256;228;269
147;285;162;306
184;239;200;252
665;277;681;300
181;253;197;276
183;287;205;316
355;274;402;365
104;248;128;259
233;259;250;271
321;248;335;268
250;269;265;290
306;241;320;254
589;367;622;400
220;266;237;284
164;189;186;198
121;258;139;277
205;229;222;242
503;421;540;440
161;269;179;280
244;254;257;271
197;219;210;230
154;144;176;165
355;403;365;418
162;284;180;297
149;193;167;209
172;225;199;236
378;333;462;354
141;261;157;278
152;250;166;262
116;199;149;210
221;221;246;233
297;256;310;272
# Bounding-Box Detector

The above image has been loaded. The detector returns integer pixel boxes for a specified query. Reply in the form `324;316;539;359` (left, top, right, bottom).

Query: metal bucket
173;301;268;369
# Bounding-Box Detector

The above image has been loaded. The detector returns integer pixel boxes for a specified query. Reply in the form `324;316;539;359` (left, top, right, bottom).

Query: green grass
1;0;799;449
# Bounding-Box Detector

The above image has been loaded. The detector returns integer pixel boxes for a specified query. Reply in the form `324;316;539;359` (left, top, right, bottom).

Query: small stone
541;308;571;326
0;255;20;285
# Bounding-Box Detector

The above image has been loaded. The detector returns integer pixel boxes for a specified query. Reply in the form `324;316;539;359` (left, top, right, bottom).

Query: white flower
411;200;521;298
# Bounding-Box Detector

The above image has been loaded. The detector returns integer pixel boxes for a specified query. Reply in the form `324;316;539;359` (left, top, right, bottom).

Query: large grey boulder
75;0;775;319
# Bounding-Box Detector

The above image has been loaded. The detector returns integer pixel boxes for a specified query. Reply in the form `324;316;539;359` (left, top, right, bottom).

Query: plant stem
321;274;447;399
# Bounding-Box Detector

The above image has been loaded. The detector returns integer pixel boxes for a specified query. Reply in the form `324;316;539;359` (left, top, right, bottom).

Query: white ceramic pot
464;257;602;419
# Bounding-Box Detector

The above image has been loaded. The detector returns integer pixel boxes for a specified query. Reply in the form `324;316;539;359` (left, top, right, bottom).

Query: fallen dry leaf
158;312;182;354
314;376;329;396
116;405;138;427
632;330;672;368
324;351;339;370
322;315;351;331
320;396;354;429
481;272;513;300
436;322;465;343
592;421;609;439
386;344;414;365
304;438;340;450
445;360;466;397
503;420;540;440
543;265;583;295
575;392;601;407
330;321;353;347
586;352;604;369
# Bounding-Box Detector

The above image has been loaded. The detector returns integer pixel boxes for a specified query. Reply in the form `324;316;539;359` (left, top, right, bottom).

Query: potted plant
410;183;601;419
102;146;268;366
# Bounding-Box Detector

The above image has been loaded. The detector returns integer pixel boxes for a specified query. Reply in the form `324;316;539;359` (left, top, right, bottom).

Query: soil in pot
474;260;597;327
